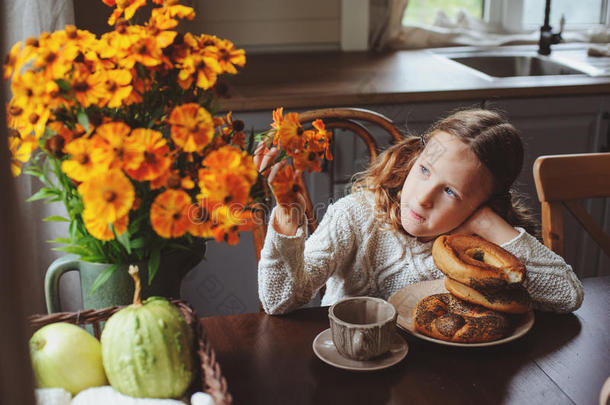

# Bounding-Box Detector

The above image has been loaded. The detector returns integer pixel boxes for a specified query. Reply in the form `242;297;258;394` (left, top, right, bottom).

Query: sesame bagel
444;277;531;314
413;293;509;343
432;234;526;290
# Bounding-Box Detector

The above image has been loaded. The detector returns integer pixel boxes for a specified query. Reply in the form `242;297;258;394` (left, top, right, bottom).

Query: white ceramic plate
388;279;535;347
312;328;408;371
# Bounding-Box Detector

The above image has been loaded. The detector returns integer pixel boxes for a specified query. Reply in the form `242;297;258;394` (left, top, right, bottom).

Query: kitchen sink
449;55;586;77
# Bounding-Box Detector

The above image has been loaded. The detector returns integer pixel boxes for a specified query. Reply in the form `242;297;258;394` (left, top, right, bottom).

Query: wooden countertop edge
218;83;610;112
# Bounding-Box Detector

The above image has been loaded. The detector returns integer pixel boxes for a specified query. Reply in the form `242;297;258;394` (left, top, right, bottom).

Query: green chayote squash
101;266;194;399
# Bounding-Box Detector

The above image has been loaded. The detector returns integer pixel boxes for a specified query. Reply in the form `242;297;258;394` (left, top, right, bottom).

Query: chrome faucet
538;0;565;55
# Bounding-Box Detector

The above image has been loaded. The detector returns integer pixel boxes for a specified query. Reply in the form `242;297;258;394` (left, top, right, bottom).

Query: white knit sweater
258;191;584;315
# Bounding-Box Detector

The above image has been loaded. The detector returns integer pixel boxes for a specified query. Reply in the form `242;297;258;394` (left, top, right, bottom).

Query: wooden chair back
252;107;404;260
532;152;610;259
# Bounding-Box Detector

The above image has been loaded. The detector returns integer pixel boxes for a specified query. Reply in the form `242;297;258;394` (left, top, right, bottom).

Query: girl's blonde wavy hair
351;108;541;240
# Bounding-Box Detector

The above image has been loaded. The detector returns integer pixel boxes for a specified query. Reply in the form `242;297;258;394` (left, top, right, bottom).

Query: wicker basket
29;300;232;405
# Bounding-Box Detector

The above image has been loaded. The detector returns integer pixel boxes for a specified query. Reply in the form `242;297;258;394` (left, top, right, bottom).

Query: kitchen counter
218;44;610;112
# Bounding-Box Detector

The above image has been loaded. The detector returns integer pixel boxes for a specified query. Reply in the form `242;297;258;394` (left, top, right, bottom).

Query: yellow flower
101;69;133;108
62;138;101;182
83;208;129;241
150;189;192;238
123;36;166;69
78;169;135;223
125;128;171;181
35;32;79;80
72;63;107;107
215;39;245;74
7;130;37;176
103;0;147;25
92;122;143;171
168;103;214;152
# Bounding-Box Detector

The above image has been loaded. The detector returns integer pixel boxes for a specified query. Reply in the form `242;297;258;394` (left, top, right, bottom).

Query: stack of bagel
413;234;532;343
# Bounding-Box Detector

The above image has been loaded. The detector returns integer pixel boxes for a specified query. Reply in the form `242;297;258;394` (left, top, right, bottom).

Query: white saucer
312;328;408;371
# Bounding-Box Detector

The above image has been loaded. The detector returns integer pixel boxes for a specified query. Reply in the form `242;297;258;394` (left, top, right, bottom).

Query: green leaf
52;245;91;256
89;264;119;295
54;79;71;92
77;111;90;132
111;224;131;255
129;237;147;249
43;215;70;222
148;247;161;286
69;220;79;240
47;237;71;244
27;188;59;202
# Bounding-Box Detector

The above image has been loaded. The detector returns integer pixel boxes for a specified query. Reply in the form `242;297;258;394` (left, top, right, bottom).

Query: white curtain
2;0;76;312
369;0;410;51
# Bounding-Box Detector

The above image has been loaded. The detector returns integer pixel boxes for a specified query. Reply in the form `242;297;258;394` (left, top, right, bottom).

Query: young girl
254;108;584;315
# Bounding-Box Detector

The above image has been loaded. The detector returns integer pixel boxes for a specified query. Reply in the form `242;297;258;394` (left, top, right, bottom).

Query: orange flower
310;119;332;160
83;208;129;241
78;169;135;223
270;164;303;206
215;39;245;74
209;205;254;245
292;147;322;173
187;201;213;238
168;103;214;152
91;122;143;171
197;170;251;206
274;112;305;153
149;168;195;190
150;189;192;238
271;107;284;130
221;112;246;148
203;145;257;183
124;128;171;181
62;138;102;181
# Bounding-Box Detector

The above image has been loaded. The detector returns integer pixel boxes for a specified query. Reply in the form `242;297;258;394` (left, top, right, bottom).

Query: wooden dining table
200;276;610;405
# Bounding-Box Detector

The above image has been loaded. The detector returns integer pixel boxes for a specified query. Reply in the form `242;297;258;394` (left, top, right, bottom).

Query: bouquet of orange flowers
4;0;332;288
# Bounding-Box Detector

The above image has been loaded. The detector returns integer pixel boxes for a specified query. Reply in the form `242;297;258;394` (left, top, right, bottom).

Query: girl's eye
419;165;429;175
444;187;457;198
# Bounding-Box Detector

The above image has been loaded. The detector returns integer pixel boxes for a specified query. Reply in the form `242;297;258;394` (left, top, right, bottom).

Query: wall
74;0;344;52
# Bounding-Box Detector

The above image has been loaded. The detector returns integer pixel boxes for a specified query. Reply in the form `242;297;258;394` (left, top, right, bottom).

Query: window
402;0;609;30
402;0;483;26
522;0;607;29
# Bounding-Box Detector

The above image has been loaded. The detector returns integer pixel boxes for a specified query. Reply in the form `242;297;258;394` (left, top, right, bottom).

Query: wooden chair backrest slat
533;152;610;259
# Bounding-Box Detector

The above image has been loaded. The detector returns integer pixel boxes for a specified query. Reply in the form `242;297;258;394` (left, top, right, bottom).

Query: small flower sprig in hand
4;0;332;290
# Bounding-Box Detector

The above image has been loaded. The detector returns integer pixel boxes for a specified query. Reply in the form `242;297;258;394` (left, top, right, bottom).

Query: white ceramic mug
328;296;397;361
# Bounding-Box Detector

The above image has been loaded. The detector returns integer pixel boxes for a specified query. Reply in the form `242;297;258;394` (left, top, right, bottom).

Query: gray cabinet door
486;95;610;278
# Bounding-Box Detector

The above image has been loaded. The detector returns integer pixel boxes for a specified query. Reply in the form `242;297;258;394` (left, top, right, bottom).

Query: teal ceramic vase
44;248;204;313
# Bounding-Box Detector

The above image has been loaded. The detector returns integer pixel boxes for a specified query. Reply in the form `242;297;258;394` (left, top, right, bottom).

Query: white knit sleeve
500;227;584;313
257;200;357;315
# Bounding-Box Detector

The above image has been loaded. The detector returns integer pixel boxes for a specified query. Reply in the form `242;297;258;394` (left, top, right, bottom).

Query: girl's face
400;131;493;239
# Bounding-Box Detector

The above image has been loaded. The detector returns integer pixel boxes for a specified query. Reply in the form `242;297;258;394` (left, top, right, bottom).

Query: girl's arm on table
457;206;584;313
